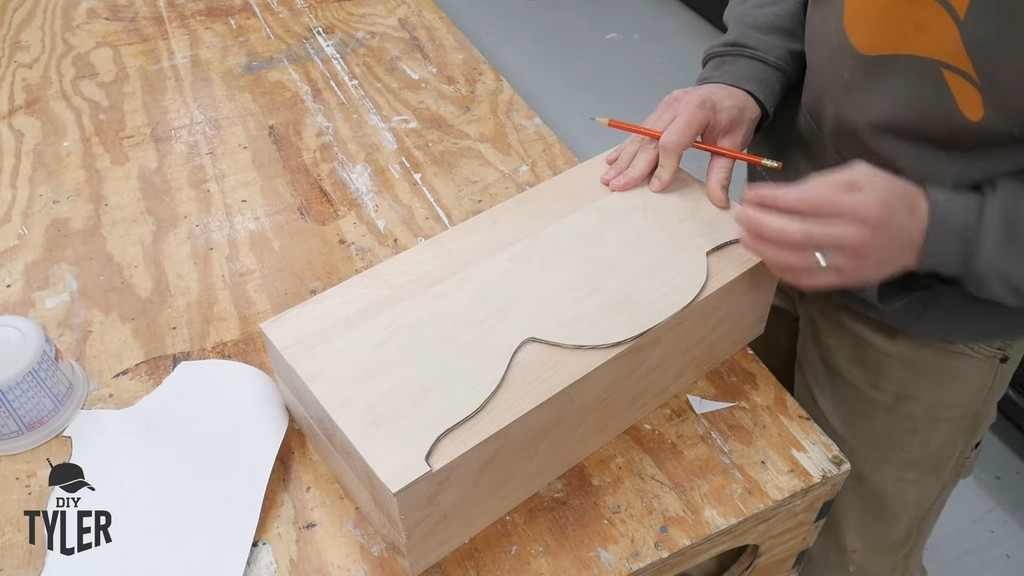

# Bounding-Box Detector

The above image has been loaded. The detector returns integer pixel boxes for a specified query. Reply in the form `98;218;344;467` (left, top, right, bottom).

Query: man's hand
736;160;930;290
600;84;761;207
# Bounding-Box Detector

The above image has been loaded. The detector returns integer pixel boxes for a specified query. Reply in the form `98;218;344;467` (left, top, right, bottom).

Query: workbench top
0;1;846;574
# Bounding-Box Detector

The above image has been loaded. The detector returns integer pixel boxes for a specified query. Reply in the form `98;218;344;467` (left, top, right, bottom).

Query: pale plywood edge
262;333;408;558
780;412;851;483
396;257;778;574
425;241;764;468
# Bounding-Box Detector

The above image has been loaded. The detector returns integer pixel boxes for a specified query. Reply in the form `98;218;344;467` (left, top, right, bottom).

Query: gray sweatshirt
696;0;1024;343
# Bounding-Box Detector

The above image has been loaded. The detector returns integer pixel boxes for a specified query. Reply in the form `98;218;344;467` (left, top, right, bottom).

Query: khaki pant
751;285;1024;576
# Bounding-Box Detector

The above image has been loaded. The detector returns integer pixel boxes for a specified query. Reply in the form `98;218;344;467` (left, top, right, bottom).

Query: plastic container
0;315;89;455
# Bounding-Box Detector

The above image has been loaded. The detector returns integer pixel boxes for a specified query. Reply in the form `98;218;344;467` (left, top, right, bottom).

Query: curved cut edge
423;240;739;469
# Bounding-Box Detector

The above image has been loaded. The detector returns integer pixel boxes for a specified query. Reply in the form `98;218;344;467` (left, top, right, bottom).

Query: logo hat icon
47;458;95;494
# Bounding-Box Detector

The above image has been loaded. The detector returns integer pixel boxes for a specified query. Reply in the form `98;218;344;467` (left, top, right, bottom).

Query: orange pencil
592;117;783;170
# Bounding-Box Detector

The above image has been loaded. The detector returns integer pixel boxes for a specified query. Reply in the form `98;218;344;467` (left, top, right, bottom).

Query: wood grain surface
0;1;847;575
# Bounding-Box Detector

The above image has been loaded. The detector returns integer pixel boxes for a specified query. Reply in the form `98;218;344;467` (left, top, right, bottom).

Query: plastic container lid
0;315;89;456
0;315;46;380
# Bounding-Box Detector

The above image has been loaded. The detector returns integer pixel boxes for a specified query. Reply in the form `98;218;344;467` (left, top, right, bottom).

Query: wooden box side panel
263;335;407;553
398;260;778;574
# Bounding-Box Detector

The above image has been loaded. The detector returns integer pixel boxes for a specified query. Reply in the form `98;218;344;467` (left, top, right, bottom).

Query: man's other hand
736;160;930;290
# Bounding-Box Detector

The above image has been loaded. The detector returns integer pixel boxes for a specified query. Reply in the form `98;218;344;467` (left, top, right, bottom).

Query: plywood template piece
261;151;775;573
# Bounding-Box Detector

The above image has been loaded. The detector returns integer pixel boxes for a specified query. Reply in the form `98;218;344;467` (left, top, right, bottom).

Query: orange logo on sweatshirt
844;0;983;121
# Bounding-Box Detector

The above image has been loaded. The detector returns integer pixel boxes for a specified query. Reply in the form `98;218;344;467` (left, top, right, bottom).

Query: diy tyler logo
24;458;113;555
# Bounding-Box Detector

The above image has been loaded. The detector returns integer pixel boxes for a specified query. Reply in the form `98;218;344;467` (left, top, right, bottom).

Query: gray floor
434;1;1024;573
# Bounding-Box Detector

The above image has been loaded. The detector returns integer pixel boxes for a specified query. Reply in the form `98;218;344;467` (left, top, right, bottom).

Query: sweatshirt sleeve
917;176;1024;307
695;0;809;123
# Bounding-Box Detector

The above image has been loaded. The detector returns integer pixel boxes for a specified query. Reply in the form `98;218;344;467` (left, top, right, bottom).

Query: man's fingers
603;103;678;190
704;131;748;207
743;178;856;218
601;136;642;185
606;142;626;165
650;115;706;192
736;203;862;249
737;203;865;291
740;229;830;273
740;231;846;291
609;139;660;191
705;155;736;208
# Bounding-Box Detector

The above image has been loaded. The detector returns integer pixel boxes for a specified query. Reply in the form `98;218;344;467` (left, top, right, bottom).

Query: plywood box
260;152;777;574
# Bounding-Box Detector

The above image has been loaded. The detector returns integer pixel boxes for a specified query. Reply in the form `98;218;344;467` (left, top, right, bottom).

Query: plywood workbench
0;1;849;575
